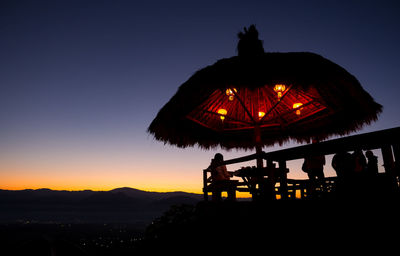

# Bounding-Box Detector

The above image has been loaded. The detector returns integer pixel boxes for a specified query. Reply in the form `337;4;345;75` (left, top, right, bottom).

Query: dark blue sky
1;0;399;191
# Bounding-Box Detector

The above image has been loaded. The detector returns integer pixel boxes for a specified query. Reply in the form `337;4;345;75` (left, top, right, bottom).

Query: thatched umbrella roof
148;25;382;151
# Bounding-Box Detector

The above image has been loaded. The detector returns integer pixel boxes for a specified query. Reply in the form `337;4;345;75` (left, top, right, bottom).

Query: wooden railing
203;169;337;201
203;127;400;201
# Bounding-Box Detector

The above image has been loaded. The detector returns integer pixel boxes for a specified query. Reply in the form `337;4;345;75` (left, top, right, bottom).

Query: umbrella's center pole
254;124;263;168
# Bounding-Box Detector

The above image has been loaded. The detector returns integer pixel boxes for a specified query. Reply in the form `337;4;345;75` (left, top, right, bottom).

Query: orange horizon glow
0;163;255;196
0;158;331;196
0;184;203;194
0;162;204;194
0;174;204;194
0;184;253;197
2;151;384;199
0;178;204;194
0;181;256;197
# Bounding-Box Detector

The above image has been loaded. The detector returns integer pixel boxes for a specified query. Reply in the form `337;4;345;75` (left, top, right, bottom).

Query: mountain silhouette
81;191;144;205
111;187;203;200
0;187;202;227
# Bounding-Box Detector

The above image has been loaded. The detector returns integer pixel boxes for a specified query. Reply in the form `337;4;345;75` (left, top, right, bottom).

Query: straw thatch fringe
147;51;382;150
148;26;382;150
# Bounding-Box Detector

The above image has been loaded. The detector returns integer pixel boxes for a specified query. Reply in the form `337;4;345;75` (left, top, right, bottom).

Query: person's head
214;153;224;163
365;150;374;158
354;149;363;155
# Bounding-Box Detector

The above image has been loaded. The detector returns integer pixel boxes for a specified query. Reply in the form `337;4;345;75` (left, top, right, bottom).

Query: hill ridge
0;187;202;225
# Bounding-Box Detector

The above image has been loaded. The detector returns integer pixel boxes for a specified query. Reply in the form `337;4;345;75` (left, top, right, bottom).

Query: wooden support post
393;144;400;188
300;185;305;199
279;160;288;200
266;159;273;168
203;169;209;201
256;145;263;168
381;145;395;174
392;144;400;163
254;124;263;168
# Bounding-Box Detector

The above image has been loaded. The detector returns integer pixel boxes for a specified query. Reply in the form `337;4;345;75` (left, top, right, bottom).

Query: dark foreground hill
0;187;202;227
1;193;399;255
136;199;400;254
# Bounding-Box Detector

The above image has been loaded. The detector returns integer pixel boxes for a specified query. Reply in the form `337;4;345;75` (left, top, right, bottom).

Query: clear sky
1;0;399;193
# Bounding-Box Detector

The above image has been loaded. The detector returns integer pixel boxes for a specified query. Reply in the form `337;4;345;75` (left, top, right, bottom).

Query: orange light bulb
293;103;303;115
225;88;237;101
217;108;227;121
258;111;265;120
274;84;286;100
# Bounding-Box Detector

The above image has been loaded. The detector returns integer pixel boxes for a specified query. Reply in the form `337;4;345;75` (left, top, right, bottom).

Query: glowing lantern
258;111;265;120
217;108;227;121
225;88;237;101
293;103;303;115
273;84;286;100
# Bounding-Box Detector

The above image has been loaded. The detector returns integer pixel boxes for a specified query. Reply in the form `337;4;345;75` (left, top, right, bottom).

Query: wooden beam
263;127;400;161
223;153;259;166
392;144;400;163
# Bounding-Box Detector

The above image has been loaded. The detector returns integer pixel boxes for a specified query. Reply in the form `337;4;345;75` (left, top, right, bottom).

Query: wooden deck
203;127;400;201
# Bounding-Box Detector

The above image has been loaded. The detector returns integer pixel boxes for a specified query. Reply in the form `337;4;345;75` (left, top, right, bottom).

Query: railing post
392;144;400;166
381;145;395;174
300;182;306;199
203;169;209;201
279;160;288;200
393;144;400;187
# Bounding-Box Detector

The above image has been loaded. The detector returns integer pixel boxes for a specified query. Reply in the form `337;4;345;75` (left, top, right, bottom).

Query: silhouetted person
332;150;354;179
348;150;368;199
208;153;236;201
302;153;326;197
365;150;378;177
251;165;277;201
331;150;354;197
362;150;381;199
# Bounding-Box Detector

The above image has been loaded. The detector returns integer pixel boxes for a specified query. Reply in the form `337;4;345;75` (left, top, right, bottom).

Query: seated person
208;153;236;201
211;153;232;181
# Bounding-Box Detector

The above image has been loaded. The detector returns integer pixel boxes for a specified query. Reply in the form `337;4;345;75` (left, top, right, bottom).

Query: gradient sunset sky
1;0;399;193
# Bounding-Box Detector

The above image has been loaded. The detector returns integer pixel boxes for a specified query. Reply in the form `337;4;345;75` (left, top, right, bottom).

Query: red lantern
225;88;237;101
273;84;286;100
217;108;227;120
293;103;303;115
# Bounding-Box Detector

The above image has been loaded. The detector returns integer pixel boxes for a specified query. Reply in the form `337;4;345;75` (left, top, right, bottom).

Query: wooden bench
203;169;249;201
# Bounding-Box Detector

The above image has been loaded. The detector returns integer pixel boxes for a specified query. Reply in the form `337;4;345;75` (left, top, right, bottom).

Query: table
234;166;279;200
